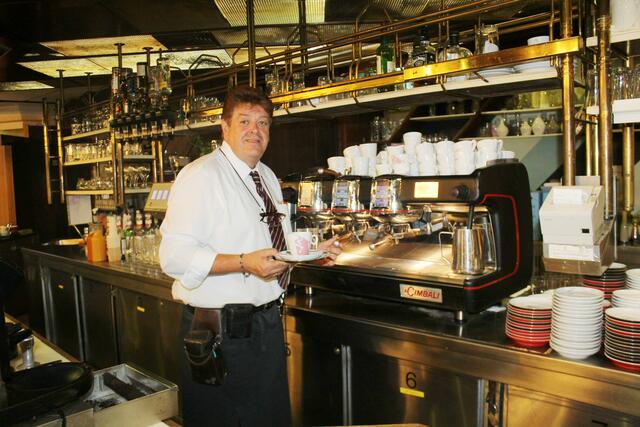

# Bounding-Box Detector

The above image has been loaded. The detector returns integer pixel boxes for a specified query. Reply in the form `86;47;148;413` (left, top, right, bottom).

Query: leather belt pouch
223;304;253;339
184;308;227;386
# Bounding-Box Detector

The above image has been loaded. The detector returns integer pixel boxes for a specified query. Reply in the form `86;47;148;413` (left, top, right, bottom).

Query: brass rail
42;100;52;205
561;0;575;185
597;8;613;218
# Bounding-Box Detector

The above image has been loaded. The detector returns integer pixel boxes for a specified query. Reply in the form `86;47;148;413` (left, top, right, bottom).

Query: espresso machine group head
291;162;533;318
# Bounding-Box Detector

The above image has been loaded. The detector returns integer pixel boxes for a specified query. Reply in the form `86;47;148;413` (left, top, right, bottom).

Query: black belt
186;298;280;314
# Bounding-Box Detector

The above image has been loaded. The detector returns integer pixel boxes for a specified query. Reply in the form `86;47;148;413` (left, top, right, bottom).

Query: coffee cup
286;231;315;256
327;156;347;174
351;156;370;176
295;228;320;250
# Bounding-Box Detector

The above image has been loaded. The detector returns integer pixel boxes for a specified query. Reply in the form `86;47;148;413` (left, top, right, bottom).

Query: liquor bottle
122;209;134;261
143;213;155;263
376;36;395;75
411;26;436;67
119;68;131;116
111;67;122;117
370;116;381;142
438;31;472;81
132;210;144;262
134;62;150;115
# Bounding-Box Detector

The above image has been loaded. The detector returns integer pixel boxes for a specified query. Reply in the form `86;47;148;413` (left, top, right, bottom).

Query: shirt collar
220;141;261;177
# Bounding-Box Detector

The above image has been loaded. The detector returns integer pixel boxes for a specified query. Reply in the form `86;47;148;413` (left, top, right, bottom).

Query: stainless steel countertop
22;246;174;300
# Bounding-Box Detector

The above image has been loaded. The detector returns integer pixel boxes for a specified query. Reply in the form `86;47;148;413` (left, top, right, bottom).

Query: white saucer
275;250;327;263
477;67;515;78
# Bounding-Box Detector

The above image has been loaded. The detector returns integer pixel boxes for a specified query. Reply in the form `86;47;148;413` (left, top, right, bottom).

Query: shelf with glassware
586;99;640;124
61;127;110;142
181;36;580;126
586;26;640;55
61;132;156;194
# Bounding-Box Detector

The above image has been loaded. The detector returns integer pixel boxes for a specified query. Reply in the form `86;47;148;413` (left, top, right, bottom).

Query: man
159;85;341;426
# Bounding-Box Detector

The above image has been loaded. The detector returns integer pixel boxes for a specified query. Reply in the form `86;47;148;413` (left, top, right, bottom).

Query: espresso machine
291;162;533;319
331;175;373;241
296;170;337;235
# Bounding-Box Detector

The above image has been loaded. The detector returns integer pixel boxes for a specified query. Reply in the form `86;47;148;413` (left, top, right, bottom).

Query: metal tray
86;364;178;427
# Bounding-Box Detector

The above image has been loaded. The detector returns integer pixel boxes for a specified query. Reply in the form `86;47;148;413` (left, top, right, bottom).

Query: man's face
221;102;271;168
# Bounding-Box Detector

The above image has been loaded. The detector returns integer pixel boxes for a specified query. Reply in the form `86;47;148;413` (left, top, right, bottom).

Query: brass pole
623;42;635;215
56;99;65;204
151;138;158;184
246;0;256;87
561;0;575;185
597;1;614;218
593;123;600;176
585;122;593;175
42;99;52;205
117;140;125;207
110;126;118;205
157;139;165;183
298;0;308;70
56;69;65;204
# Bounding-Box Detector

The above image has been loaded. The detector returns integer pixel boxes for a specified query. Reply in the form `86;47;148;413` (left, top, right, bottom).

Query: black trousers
179;304;292;427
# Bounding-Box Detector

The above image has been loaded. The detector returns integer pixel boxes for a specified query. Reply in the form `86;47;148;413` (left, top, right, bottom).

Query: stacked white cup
476;138;502;169
415;142;437;176
342;145;360;174
453;140;476;175
359;143;378;176
435;140;455;175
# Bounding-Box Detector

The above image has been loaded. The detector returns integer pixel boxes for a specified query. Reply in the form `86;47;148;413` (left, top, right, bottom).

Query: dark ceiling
0;0;552;103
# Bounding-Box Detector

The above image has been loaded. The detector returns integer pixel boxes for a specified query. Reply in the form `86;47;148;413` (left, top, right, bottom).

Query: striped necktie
249;171;289;289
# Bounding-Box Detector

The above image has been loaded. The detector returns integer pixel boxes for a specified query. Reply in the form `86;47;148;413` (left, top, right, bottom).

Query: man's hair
222;85;273;121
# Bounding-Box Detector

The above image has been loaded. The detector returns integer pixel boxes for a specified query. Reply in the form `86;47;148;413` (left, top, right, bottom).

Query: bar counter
21;245;640;425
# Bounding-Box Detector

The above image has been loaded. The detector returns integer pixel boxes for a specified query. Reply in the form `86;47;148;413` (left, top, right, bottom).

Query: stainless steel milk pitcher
439;225;485;275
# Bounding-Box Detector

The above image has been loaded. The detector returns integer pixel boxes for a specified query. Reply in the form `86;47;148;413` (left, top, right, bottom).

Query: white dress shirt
159;141;291;308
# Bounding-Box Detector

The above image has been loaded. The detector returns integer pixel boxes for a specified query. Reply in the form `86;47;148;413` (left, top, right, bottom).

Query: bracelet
239;253;250;277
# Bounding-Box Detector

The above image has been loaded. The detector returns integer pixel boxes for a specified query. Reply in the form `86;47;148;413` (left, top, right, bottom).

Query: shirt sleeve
159;167;218;290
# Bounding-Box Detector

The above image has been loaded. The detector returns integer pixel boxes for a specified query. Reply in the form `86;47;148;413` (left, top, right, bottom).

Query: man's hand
244;248;289;280
314;236;343;266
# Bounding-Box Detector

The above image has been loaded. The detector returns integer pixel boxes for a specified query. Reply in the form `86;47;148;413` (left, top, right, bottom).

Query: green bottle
376;36;395;75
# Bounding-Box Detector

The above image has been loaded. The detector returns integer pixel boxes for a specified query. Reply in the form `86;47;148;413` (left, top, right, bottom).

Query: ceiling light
17;58;110;78
215;0;325;26
228;47;300;65
0;81;54;91
19;49;233;77
40;35;166;56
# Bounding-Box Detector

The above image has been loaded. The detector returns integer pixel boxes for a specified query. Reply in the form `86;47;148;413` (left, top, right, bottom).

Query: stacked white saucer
625;268;640;290
612;289;640;308
550;286;604;359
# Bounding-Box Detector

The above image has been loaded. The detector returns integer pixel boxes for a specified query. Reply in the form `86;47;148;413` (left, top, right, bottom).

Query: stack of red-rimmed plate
582;262;627;299
604;307;640;371
506;294;553;347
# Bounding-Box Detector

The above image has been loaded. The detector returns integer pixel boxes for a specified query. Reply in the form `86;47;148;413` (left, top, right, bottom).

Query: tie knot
250;171;263;189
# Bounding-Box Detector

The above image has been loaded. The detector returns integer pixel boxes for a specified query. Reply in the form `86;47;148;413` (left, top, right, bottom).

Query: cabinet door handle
57;284;64;290
136;305;146;313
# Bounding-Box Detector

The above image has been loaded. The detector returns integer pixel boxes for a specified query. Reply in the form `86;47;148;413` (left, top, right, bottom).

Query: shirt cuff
179;247;217;290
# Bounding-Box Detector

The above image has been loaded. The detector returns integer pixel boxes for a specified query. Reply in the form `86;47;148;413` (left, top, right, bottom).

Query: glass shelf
64;157;112;166
125;187;152;194
123;155;155;161
466;133;562;140
62;128;110;142
586;27;640;56
586;99;640;124
66;189;114;196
